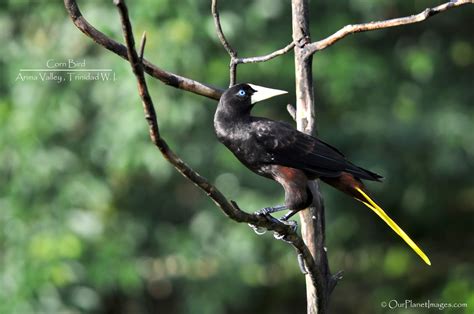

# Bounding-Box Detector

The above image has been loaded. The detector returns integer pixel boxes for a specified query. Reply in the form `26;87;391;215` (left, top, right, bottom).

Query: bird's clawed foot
273;209;299;241
248;205;298;240
248;223;268;235
273;219;298;243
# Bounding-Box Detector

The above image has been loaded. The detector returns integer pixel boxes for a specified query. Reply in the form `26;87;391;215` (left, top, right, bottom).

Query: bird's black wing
252;119;382;181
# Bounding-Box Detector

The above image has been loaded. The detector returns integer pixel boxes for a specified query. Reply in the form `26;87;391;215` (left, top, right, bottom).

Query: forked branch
305;0;473;56
211;0;294;86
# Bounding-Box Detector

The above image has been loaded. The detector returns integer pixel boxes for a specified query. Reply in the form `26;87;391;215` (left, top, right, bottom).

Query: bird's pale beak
249;84;288;104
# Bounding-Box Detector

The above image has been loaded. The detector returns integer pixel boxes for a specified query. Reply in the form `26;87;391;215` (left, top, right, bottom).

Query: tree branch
287;104;297;121
305;0;473;56
112;0;320;292
211;0;295;86
63;0;223;100
211;0;237;59
237;41;296;64
292;0;341;313
211;0;238;86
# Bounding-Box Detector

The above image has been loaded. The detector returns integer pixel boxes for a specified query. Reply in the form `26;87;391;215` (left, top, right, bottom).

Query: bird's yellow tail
354;187;431;266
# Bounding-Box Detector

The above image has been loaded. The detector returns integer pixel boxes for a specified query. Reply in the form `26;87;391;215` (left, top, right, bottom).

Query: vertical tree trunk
291;0;331;313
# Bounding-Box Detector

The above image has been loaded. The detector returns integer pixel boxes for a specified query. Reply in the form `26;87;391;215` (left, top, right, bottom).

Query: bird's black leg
249;204;299;236
256;204;299;231
280;209;298;221
255;204;287;216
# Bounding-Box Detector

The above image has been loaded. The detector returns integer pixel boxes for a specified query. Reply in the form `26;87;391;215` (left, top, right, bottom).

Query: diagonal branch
305;0;473;57
63;0;223;100
113;0;320;292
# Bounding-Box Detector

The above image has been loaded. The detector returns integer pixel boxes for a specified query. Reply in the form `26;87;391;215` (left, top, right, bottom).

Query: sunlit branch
305;0;473;57
237;41;296;64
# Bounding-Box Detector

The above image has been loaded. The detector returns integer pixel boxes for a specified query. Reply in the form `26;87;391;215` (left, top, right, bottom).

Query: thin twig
211;0;238;86
211;0;237;59
229;60;238;87
305;0;473;56
237;41;296;64
287;104;297;121
228;41;295;85
113;0;320;290
63;0;223;100
329;270;344;294
211;0;295;86
138;31;146;62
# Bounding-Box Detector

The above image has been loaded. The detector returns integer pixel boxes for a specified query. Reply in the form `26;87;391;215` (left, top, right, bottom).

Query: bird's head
218;83;288;116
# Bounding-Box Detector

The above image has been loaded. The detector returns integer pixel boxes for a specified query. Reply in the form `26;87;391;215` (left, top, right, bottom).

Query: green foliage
0;1;472;313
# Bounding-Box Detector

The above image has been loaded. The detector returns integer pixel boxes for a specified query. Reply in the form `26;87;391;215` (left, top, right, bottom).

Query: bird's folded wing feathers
252;119;381;180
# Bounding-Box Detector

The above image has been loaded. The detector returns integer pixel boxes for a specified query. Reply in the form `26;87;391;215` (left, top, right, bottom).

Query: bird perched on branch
214;83;431;265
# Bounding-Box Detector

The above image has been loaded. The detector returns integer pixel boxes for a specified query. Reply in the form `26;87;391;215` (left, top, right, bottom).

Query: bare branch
63;0;223;100
211;0;238;86
113;0;320;291
305;0;473;56
329;270;344;294
287;104;297;121
138;31;146;62
227;41;295;85
229;59;238;87
292;0;339;312
211;0;237;59
237;41;296;64
211;0;295;85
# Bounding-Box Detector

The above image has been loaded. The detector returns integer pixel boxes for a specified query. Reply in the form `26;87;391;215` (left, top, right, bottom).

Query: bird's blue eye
237;89;246;97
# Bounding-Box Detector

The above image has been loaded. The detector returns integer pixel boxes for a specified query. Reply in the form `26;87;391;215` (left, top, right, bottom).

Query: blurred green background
0;0;473;313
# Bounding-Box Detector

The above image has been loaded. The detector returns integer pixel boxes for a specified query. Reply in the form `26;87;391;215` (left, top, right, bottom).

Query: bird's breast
214;114;275;178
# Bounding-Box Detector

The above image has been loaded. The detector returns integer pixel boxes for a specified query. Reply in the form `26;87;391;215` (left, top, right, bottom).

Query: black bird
214;83;430;265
